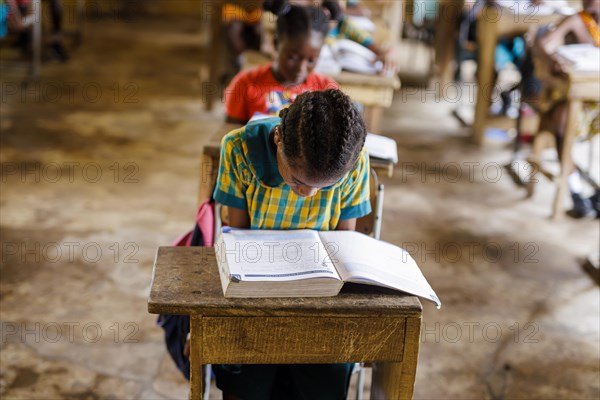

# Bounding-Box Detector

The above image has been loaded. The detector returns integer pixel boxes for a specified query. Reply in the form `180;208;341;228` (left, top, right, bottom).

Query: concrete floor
1;16;599;400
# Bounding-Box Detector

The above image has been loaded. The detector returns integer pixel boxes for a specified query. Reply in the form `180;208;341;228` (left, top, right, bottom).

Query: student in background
224;3;337;125
456;0;535;111
537;0;600;218
221;2;263;84
323;0;397;75
213;89;371;398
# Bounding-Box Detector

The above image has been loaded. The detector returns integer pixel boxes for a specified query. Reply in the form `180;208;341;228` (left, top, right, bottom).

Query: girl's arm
227;206;251;229
539;14;593;55
537;14;594;74
336;218;356;231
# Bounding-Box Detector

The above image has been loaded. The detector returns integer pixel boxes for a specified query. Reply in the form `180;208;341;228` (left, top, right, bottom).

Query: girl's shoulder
220;126;248;154
305;72;338;90
221;117;280;159
229;64;275;86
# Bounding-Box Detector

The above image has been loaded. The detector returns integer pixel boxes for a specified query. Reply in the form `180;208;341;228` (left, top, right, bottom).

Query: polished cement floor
1;16;599;399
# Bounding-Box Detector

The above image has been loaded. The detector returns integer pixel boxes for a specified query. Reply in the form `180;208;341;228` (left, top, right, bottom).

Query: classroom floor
1;16;598;400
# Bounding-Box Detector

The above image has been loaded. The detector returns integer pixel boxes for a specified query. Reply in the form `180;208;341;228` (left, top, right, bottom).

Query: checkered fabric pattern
213;117;371;230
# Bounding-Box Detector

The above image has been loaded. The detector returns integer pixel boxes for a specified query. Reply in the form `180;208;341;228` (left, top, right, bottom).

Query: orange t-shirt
579;10;600;47
224;64;339;123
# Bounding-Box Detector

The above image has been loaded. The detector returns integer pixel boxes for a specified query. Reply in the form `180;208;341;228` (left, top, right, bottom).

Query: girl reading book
212;89;371;399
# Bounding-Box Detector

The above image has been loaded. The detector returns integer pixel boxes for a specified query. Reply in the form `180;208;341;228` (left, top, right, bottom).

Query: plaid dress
211;116;370;399
213;117;371;230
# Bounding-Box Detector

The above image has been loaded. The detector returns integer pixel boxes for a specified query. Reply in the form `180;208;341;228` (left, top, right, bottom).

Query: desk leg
435;1;461;95
473;9;499;144
190;315;203;400
364;106;383;134
32;0;42;81
370;317;421;399
206;2;224;112
552;100;582;220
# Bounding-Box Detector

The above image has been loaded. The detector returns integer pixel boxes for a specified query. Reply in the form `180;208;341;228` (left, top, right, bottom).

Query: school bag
157;198;216;381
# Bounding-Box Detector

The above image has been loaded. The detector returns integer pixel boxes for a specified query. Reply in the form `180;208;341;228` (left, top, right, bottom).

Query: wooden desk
148;246;423;400
535;59;600;219
472;4;562;144
329;71;401;133
434;0;464;92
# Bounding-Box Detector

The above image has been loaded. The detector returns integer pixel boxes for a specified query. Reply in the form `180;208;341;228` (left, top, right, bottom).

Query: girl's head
264;2;330;85
274;89;367;197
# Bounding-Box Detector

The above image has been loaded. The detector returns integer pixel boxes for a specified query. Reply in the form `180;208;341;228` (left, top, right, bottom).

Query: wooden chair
508;30;599;219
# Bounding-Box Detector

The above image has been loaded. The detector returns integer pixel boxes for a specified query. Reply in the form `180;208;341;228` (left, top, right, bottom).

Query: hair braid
278;89;367;181
267;2;330;40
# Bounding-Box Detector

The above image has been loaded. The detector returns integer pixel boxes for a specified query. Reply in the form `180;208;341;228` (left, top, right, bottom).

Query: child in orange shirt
224;3;338;124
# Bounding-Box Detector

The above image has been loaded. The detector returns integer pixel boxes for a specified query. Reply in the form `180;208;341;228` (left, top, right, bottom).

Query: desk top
330;71;401;89
148;247;422;317
535;52;600;102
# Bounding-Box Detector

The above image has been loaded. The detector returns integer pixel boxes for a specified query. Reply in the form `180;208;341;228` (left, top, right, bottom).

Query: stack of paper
315;39;382;76
365;133;398;164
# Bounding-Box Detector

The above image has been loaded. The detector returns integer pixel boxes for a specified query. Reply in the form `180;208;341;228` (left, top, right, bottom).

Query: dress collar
245;117;284;187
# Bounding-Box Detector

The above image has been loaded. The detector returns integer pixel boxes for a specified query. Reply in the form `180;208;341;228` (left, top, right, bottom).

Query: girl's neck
271;65;302;87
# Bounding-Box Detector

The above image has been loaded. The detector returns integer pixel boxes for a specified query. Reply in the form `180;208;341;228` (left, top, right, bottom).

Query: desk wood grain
149;247;422;318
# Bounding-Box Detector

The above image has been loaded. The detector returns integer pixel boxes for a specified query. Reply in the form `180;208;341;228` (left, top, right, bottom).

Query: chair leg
552;101;583;220
525;130;557;198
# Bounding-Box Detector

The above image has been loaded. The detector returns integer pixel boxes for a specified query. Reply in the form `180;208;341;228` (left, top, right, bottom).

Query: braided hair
263;1;330;39
278;89;367;181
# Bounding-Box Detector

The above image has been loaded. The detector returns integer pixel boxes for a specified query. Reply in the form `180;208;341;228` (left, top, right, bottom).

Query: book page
319;231;441;308
217;229;340;282
556;44;600;73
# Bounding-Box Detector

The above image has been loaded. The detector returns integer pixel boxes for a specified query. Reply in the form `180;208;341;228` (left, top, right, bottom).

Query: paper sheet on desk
496;0;573;16
315;39;382;76
365;133;398;164
556;44;600;72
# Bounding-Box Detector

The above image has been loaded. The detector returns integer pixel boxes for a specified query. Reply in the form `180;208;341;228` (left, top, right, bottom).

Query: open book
215;228;441;308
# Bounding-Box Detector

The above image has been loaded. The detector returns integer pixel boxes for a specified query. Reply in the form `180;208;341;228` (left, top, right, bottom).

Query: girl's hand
378;47;397;77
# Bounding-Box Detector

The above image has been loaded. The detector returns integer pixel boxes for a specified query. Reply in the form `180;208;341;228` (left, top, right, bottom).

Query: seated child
322;0;397;75
537;0;599;218
213;88;372;399
224;3;338;125
158;89;371;398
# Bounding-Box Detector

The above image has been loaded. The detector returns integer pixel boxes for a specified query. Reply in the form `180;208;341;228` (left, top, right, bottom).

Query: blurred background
1;0;598;398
